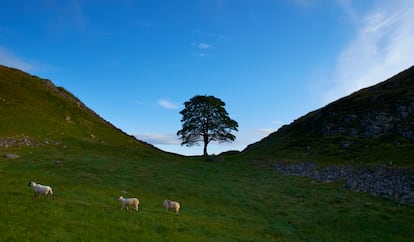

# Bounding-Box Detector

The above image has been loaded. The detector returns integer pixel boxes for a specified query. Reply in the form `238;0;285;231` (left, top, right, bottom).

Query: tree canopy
177;95;239;157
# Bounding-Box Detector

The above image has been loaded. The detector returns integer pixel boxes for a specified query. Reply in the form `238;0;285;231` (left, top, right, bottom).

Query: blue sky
1;0;413;155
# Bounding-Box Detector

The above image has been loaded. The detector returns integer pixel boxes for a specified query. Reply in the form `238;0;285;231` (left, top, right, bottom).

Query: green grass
1;144;413;241
0;65;151;151
242;132;414;167
1;63;414;241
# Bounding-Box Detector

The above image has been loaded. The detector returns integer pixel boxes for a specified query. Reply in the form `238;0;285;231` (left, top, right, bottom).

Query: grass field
1;143;413;241
1;60;414;241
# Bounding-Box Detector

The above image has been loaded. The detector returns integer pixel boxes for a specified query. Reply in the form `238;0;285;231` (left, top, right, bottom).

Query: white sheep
163;199;180;216
118;196;139;211
28;181;54;198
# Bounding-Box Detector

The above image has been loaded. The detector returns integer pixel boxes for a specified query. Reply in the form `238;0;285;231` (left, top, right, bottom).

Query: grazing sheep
28;181;53;198
118;196;139;211
163;199;180;215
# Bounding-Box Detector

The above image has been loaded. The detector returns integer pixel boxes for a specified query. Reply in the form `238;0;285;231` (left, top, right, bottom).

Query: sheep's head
28;181;35;187
118;196;124;201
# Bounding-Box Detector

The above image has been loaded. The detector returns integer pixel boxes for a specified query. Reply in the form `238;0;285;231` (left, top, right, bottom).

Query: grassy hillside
1;65;413;241
242;66;414;166
1;146;413;241
0;65;156;152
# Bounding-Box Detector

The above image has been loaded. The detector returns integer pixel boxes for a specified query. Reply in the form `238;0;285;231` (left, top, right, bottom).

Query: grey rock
269;160;414;205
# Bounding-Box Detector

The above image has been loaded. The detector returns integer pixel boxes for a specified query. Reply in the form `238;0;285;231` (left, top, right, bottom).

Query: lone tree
177;95;239;157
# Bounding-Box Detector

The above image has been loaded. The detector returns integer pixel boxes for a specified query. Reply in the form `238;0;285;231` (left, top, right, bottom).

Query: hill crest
243;66;414;165
0;65;157;152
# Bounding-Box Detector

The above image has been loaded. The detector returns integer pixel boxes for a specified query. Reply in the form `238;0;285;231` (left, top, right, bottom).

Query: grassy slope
0;65;154;151
1;65;413;241
1;145;413;241
242;66;414;167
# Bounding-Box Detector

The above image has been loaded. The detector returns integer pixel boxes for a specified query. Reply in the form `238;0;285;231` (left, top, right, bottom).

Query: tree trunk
203;146;208;157
203;136;208;157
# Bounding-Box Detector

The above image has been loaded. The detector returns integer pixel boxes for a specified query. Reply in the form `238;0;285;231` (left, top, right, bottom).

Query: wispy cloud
322;0;414;103
190;30;223;58
135;133;180;145
0;46;35;72
251;128;275;137
335;0;358;21
192;52;211;57
158;99;179;109
191;42;213;57
197;42;213;49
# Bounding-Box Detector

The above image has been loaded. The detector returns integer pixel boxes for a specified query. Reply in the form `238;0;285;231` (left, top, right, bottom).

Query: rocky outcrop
0;136;60;148
244;67;414;163
287;67;414;141
306;95;414;141
267;161;414;205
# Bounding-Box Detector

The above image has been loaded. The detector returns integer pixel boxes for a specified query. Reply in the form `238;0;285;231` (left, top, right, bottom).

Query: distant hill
242;66;414;166
0;65;159;153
